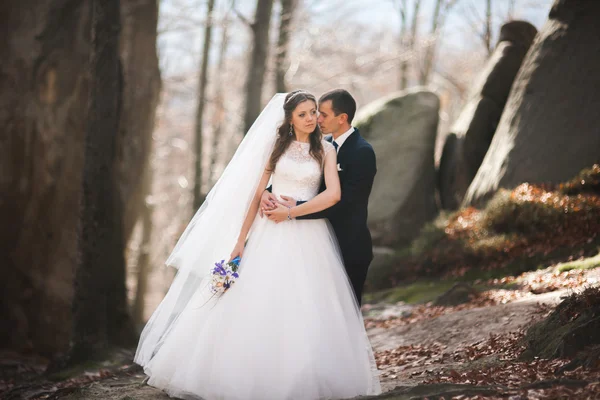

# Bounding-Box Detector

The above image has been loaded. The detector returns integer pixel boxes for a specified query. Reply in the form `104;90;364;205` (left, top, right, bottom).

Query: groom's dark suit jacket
296;129;377;305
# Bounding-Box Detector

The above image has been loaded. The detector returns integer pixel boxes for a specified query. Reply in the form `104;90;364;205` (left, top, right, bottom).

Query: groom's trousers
344;258;371;306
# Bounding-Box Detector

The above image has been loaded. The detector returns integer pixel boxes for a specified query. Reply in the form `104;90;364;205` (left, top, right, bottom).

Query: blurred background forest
139;0;554;325
2;0;600;398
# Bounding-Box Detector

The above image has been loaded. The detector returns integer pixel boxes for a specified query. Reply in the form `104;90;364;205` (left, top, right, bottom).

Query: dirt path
2;290;563;400
368;290;565;392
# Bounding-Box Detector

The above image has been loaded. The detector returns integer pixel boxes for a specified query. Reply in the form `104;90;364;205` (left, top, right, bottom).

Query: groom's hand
260;190;278;217
278;195;297;208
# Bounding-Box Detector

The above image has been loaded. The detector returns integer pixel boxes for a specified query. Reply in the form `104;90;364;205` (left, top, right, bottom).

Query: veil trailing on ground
135;93;286;365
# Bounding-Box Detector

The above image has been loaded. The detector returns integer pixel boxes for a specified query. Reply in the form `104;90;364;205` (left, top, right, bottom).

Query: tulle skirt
141;216;381;400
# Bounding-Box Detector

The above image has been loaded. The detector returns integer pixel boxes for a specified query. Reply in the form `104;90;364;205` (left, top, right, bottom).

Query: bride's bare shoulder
322;140;335;154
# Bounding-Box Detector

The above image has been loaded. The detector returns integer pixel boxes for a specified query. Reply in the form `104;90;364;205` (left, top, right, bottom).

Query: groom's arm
296;146;376;220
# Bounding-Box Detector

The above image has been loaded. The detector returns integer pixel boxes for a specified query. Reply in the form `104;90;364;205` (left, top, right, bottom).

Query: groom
261;89;377;305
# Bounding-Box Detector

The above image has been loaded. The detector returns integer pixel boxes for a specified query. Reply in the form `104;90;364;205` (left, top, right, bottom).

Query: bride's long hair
267;90;323;172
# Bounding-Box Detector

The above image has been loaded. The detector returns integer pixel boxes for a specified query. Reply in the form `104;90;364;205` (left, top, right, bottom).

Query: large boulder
355;89;440;248
438;21;538;209
464;0;600;207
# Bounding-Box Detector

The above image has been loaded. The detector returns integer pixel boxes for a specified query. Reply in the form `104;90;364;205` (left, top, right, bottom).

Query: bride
135;90;381;400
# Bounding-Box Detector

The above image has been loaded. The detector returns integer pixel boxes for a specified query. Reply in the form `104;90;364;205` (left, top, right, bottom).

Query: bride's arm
230;169;272;260
264;149;340;222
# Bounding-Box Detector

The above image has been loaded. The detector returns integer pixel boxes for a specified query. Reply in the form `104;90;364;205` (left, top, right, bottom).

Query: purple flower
212;260;227;276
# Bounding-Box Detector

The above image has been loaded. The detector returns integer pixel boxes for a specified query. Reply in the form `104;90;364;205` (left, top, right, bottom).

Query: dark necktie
333;141;339;152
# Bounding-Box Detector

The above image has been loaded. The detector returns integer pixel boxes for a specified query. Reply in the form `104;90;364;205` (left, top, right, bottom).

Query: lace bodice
271;140;335;201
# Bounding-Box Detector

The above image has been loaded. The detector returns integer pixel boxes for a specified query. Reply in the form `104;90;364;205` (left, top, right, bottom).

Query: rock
522;286;600;360
464;0;600;206
356;89;440;247
362;301;415;320
438;21;537;209
365;247;403;291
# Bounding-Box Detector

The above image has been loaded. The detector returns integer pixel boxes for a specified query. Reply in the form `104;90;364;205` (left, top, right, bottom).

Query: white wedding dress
138;139;380;400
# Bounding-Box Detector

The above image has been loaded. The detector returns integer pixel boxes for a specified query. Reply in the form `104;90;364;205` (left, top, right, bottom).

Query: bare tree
461;0;494;55
410;5;422;50
132;165;153;326
72;0;134;362
0;0;91;355
119;0;161;243
242;0;275;134
484;0;492;54
507;0;516;20
193;0;216;211
396;0;409;90
393;0;422;90
210;0;236;186
419;0;459;85
275;0;296;92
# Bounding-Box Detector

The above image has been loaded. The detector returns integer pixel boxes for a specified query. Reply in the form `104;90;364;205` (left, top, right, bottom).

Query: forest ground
1;260;599;400
3;167;600;399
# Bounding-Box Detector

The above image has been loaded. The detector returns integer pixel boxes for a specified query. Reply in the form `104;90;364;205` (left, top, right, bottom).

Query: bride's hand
278;195;297;208
229;240;245;262
264;203;290;223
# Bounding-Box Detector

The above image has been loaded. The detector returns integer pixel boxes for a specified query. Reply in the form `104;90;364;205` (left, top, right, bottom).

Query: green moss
522;287;600;360
557;252;600;272
363;280;458;304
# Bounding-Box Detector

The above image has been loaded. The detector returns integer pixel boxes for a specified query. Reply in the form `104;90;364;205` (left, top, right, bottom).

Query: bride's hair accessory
284;89;309;105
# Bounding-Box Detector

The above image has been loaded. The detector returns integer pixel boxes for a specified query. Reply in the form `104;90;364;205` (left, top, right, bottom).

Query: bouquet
209;256;241;295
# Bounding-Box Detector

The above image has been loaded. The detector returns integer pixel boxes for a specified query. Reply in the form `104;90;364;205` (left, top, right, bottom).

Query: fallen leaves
376;342;447;376
396;167;600;282
424;357;600;399
0;360;140;400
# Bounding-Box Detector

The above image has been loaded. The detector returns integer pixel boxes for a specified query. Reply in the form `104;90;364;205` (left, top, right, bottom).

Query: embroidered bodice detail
271;140;335;202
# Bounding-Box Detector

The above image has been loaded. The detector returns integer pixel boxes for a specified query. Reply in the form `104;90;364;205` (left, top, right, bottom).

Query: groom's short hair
319;89;357;124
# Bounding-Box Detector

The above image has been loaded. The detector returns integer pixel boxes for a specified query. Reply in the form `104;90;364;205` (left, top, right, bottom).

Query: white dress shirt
332;126;355;153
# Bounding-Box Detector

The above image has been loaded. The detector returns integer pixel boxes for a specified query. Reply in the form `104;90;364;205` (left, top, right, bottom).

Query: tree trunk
243;0;274;134
132;165;153;326
118;0;161;242
193;0;216;211
71;0;126;361
464;0;600;206
209;0;235;187
419;0;442;85
0;0;157;357
405;0;421;89
275;0;295;93
0;0;91;355
507;0;516;20
484;0;492;54
398;0;408;90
